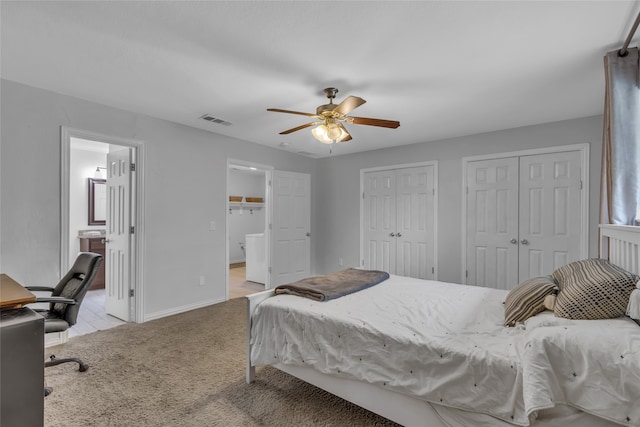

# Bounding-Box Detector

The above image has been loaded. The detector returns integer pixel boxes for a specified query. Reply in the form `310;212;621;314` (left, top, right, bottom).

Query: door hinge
268;223;272;230
129;289;135;298
131;163;136;172
466;186;469;194
268;267;272;274
130;226;135;234
579;180;583;190
465;270;468;278
432;267;435;274
268;180;272;187
362;259;365;266
362;192;365;199
432;188;435;196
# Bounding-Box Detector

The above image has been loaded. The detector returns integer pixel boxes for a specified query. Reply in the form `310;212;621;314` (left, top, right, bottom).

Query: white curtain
600;47;640;225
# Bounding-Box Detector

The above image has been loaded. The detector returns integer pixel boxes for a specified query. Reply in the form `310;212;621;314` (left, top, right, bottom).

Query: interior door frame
360;160;439;279
60;126;145;323
226;158;273;298
461;143;589;284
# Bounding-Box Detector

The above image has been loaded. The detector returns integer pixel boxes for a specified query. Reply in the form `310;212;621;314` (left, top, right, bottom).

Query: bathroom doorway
227;160;272;299
60;127;144;342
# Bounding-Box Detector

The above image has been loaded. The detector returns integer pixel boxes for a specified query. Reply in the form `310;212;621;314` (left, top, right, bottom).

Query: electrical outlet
199;276;206;286
339;258;344;266
209;221;216;231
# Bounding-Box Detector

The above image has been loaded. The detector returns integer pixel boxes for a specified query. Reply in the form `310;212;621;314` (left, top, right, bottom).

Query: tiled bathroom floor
69;289;126;338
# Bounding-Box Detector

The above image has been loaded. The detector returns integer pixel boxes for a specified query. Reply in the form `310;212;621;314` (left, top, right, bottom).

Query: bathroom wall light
94;167;107;179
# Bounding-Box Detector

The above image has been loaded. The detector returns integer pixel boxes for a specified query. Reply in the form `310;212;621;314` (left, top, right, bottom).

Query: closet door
518;151;582;279
396;166;436;279
363;165;436;279
466;158;519;289
466;151;583;289
363;170;397;273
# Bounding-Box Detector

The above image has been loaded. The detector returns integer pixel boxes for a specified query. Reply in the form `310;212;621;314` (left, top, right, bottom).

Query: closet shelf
229;202;264;208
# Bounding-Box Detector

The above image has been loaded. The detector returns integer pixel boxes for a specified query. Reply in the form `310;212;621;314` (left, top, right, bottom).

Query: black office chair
26;252;102;395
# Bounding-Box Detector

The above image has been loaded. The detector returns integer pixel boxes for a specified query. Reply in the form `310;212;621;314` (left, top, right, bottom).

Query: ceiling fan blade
337;123;352;142
346;116;400;129
279;122;316;135
267;108;316;117
333;96;366;115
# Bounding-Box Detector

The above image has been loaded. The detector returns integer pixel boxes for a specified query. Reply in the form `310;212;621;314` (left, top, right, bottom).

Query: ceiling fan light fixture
311;124;333;144
269;87;399;145
326;123;342;140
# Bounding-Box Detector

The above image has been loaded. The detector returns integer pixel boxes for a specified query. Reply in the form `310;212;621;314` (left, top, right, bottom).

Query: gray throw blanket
274;268;390;301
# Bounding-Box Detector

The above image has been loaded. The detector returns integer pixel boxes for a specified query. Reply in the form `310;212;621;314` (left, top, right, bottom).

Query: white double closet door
466;150;583;290
362;165;436;279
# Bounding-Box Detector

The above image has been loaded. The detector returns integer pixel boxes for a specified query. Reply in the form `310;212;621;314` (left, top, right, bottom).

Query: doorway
61;127;144;339
227;161;272;299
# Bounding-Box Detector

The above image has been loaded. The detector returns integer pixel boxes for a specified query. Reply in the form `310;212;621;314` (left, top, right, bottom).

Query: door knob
510;238;517;244
397;233;402;237
101;239;112;244
306;232;311;237
390;233;395;237
521;239;529;245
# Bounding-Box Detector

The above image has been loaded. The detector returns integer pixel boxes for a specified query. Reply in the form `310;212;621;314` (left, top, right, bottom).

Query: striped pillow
552;258;639;320
504;276;558;327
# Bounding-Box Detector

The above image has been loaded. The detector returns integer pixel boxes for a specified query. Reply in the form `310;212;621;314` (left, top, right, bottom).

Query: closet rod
619;10;640;57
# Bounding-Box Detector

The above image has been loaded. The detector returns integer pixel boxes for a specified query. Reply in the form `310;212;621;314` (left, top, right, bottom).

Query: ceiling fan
267;87;400;145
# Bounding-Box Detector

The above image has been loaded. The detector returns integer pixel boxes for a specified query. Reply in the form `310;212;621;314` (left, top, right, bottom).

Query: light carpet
44;297;399;426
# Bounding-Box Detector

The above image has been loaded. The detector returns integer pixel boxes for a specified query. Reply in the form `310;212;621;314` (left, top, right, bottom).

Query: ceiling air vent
199;114;232;126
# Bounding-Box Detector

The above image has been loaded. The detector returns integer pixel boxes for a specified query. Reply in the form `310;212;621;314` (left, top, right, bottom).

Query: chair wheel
79;363;89;372
44;387;53;396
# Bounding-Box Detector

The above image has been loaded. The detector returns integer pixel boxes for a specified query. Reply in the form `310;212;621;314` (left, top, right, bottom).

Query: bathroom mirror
88;178;107;225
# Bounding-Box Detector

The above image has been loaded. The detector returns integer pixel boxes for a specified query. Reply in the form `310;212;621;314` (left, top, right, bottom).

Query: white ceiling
2;1;639;158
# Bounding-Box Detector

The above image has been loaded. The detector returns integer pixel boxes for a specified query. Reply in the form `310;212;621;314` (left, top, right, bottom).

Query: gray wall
314;116;603;283
0;78;604;320
0;79;316;319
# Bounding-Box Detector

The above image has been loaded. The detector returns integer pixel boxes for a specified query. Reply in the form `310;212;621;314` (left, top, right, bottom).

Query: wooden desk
0;274;36;309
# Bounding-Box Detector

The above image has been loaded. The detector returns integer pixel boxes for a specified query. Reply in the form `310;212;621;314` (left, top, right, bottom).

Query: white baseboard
45;330;68;348
144;296;226;322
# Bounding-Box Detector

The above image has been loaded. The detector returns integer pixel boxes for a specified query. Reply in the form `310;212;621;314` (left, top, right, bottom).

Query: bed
246;224;640;427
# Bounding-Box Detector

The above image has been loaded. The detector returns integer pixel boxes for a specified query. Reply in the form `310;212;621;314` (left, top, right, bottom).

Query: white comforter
250;276;640;426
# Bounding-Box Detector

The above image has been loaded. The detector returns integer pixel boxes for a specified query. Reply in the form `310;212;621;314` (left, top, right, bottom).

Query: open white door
271;171;311;287
105;147;132;321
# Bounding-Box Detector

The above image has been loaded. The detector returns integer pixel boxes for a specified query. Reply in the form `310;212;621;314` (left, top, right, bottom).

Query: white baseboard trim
143;296;227;322
45;330;68;348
